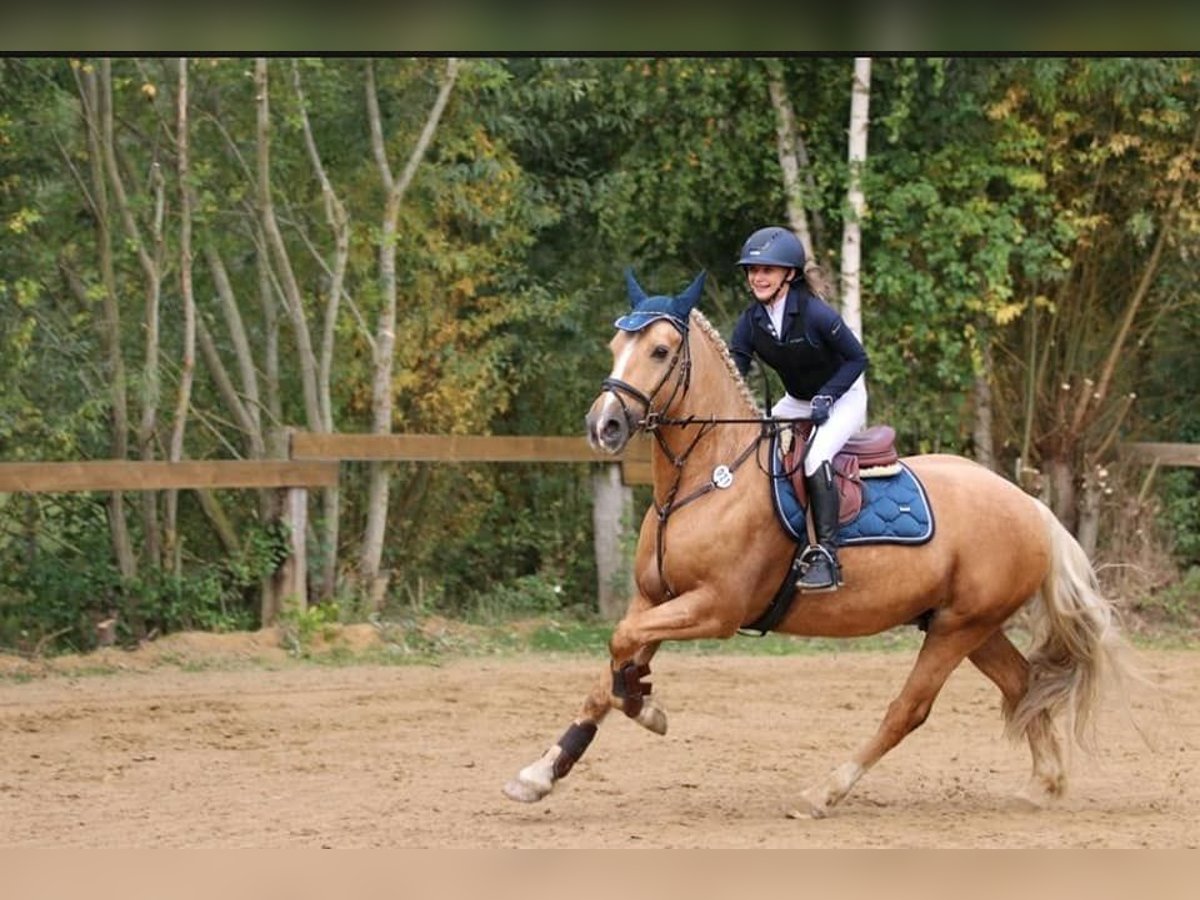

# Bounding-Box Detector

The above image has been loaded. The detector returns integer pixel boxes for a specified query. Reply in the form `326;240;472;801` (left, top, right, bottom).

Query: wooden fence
1;438;1187;626
0;436;650;623
287;432;651;618
0;460;339;623
1123;442;1200;468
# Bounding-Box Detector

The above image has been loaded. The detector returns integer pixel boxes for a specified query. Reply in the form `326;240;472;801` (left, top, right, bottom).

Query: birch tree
291;60;353;601
69;60;135;581
255;58;322;433
164;57;197;573
840;56;871;345
360;57;459;608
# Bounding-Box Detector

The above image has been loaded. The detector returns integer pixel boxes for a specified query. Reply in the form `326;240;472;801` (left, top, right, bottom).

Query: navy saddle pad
770;435;935;547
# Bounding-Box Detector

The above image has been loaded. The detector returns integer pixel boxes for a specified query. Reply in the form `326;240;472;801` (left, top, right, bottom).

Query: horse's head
586;269;706;454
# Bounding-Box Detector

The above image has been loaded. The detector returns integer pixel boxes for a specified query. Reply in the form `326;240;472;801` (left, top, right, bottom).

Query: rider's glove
810;395;833;425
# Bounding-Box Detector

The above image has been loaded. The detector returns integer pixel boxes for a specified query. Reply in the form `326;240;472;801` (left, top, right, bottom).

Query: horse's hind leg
502;638;665;804
967;628;1066;806
790;621;994;819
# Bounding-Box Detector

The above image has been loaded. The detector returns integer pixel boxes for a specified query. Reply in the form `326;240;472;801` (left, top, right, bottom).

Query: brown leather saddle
782;424;900;525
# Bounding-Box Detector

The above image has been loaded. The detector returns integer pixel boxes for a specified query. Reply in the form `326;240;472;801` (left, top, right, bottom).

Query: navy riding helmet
737;226;806;271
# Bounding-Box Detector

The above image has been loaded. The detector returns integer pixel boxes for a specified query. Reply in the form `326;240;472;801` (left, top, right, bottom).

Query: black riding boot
799;460;842;591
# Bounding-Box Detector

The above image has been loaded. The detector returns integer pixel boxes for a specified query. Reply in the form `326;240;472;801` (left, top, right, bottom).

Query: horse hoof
1013;774;1064;811
635;702;668;735
787;794;829;819
1010;791;1044;812
503;777;551;803
787;806;827;820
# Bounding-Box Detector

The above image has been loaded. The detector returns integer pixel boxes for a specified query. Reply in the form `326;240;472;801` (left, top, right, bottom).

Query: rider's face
744;265;793;303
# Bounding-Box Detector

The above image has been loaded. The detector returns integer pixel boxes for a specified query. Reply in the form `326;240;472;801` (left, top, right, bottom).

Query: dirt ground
0;627;1196;848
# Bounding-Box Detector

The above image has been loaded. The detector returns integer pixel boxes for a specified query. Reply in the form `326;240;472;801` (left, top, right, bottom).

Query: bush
0;520;288;656
1127;565;1200;633
1160;469;1200;567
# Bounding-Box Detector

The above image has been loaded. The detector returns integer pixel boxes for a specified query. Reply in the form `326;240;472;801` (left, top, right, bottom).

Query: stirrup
798;545;841;592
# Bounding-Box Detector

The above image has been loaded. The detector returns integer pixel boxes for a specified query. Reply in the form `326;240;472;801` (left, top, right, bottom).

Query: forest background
1;55;1197;653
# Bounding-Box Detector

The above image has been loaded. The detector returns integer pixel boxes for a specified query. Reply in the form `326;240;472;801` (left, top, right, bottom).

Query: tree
359;57;459;608
839;57;871;346
986;58;1200;545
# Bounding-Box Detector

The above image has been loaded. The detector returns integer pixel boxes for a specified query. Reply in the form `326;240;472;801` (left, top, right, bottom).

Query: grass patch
520;618;927;656
1;609;1193;683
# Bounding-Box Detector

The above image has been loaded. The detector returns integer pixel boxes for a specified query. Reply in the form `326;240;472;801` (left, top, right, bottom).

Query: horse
503;270;1133;818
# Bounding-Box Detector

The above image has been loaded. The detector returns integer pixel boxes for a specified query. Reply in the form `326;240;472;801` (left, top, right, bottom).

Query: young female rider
729;226;869;591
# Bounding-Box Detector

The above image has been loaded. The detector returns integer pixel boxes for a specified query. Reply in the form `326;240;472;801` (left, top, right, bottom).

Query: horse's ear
677;270;706;314
625;267;648;308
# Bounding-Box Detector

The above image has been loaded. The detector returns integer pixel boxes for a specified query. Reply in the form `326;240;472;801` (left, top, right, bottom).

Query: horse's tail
1007;500;1133;748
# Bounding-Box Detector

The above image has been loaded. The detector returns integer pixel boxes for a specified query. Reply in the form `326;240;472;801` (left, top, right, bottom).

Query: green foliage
380;462;596;622
469;573;570;622
276;599;342;657
0;513;285;655
1159;470;1200;567
1129;565;1200;633
0;55;1197;639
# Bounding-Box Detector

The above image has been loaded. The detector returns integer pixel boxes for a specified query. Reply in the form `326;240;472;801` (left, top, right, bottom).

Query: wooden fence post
592;463;635;620
265;485;309;625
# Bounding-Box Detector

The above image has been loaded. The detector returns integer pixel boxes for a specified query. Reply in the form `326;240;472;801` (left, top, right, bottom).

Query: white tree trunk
166;57;197;575
359;59;460;608
254;58;322;433
840;57;871;345
100;58;165;568
72;64;135;581
292;61;352;602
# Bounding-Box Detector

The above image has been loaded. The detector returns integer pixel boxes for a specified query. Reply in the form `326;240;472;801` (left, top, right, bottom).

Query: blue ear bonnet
614;269;706;333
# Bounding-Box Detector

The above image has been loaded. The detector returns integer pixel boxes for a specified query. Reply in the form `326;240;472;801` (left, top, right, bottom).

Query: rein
650;422;768;599
598;324;782;600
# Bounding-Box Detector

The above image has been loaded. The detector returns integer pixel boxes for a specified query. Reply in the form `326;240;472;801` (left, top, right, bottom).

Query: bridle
600;320;693;436
597;321;776;600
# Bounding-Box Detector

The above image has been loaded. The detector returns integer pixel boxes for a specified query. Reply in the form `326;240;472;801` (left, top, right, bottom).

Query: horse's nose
586;404;629;454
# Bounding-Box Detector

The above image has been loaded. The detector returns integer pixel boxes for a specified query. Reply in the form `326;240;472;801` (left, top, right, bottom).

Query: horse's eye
651;345;670;360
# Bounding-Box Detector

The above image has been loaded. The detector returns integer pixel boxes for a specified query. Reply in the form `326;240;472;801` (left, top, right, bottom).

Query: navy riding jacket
729;284;868;403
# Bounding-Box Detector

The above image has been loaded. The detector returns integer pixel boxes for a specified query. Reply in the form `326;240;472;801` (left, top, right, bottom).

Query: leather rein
599;325;777;600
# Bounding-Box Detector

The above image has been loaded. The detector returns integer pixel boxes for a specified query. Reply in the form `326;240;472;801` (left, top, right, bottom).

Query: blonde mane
689;309;763;417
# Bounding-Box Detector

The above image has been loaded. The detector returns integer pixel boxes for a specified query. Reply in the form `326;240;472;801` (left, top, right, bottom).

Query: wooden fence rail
290;431;653;485
0;437;650;623
1123;442;1200;468
0;460;338;493
4;438;1183;627
0;460;339;623
289;432;651;616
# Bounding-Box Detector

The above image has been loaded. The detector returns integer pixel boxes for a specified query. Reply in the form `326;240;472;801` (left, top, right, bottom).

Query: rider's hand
810;395;833;425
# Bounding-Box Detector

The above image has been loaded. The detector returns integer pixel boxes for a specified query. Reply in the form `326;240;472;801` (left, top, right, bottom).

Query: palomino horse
503;271;1131;818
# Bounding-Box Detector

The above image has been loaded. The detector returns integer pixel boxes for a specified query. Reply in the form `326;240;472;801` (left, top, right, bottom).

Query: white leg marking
503;747;559;803
789;761;866;819
634;701;668;735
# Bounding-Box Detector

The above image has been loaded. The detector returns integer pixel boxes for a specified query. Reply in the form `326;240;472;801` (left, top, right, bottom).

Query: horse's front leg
502;589;659;804
502;640;662;804
604;590;742;732
503;588;737;804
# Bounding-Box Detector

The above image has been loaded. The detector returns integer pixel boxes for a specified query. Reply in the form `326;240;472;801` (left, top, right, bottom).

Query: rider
729;226;869;591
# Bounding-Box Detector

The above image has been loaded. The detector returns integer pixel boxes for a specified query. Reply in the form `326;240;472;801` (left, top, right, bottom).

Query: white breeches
771;376;868;476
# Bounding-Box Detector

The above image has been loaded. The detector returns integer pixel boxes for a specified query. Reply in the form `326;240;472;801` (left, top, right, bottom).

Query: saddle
782;424;901;526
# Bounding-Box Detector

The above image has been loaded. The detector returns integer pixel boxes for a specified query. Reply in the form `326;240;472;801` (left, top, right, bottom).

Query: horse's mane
689;309;763;417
